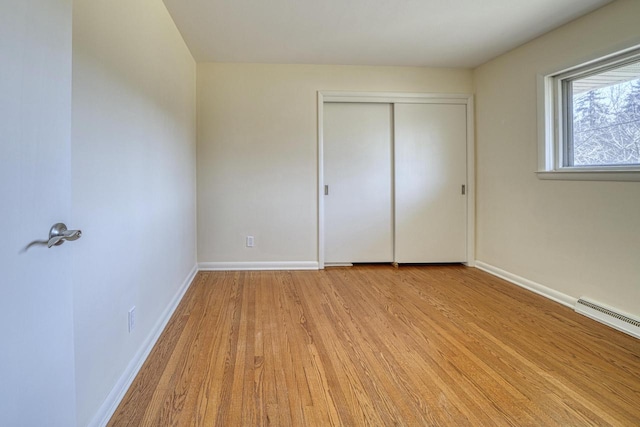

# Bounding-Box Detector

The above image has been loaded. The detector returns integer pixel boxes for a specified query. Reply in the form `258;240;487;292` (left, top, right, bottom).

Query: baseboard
474;261;576;309
90;264;198;427
198;261;319;271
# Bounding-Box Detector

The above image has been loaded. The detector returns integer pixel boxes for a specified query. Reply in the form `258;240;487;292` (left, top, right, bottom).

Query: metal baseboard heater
575;298;640;339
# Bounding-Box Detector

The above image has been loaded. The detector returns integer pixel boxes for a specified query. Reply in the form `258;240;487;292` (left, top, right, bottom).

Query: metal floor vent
575;298;640;339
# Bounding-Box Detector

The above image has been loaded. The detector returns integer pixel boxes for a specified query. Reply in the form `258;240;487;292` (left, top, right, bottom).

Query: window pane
571;62;640;166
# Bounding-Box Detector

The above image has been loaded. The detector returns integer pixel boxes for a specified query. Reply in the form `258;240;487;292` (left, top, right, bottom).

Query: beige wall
197;63;473;264
474;0;640;317
72;0;196;425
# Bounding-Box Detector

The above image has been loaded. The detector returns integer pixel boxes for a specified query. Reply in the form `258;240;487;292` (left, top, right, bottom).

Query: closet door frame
317;91;475;269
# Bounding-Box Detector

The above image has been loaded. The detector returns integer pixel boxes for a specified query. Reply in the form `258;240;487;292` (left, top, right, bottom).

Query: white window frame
537;46;640;182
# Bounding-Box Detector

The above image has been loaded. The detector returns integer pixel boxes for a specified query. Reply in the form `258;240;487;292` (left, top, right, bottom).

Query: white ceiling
162;0;614;68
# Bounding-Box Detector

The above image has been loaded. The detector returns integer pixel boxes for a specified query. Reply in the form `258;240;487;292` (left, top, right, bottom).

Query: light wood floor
109;265;640;426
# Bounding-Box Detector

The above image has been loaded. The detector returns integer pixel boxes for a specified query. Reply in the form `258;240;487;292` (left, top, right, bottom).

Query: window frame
537;46;640;182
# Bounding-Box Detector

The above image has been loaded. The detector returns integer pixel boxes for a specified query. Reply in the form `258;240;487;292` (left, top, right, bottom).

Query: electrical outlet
246;235;254;247
128;306;136;333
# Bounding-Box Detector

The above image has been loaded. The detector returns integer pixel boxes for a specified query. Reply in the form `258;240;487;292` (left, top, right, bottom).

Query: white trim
198;261;319;271
317;91;475;268
536;170;640;182
90;264;199;427
474;261;576;309
465;96;475;265
317;92;325;269
536;74;555;172
321;91;472;104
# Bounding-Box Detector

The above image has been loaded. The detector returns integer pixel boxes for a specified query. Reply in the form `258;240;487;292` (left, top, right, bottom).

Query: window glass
567;62;640;167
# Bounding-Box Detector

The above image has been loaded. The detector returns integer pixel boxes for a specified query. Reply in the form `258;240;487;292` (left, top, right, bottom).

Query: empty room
2;0;639;426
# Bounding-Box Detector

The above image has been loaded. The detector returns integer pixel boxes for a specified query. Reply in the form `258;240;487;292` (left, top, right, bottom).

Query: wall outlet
128;306;136;333
246;235;254;247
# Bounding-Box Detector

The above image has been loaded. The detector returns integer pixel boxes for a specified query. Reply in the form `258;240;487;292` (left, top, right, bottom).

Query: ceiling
162;0;614;68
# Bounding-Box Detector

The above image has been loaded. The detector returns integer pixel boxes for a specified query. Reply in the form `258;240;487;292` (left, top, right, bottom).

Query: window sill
536;169;640;182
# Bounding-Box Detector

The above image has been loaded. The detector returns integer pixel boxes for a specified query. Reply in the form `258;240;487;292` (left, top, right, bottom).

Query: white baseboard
90;264;198;427
474;261;576;309
198;261;319;271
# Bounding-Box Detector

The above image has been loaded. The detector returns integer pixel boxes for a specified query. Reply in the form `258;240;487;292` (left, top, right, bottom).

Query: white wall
474;0;640;317
197;63;473;264
71;0;197;425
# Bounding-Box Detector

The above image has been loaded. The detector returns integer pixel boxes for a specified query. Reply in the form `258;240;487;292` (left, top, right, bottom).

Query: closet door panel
324;103;393;263
394;103;467;263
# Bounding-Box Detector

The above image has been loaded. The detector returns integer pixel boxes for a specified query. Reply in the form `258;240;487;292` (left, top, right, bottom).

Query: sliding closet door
394;103;467;263
323;103;393;263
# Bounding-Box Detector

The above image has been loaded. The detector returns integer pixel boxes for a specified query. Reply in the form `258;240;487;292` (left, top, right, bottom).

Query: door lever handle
47;223;82;248
21;223;82;252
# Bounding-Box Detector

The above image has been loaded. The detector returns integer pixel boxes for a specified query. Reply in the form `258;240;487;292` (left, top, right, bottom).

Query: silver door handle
20;222;82;252
47;223;82;248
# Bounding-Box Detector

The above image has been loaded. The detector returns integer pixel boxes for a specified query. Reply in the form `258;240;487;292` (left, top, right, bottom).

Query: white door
323;103;394;263
0;1;77;425
394;103;467;263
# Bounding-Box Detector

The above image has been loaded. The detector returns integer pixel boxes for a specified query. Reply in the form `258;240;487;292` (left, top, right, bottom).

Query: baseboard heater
575;298;640;339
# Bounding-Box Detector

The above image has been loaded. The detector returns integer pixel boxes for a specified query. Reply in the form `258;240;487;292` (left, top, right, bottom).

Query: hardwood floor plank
318;270;471;425
109;265;640;426
335;268;522;424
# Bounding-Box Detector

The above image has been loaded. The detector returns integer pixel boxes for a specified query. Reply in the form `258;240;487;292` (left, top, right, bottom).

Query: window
539;47;640;181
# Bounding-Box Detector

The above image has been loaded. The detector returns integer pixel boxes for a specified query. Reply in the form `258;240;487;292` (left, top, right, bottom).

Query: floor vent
575;298;640;339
